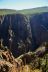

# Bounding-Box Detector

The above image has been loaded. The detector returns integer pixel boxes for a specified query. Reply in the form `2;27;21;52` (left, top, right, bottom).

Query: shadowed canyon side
30;12;48;50
0;13;48;57
0;14;32;57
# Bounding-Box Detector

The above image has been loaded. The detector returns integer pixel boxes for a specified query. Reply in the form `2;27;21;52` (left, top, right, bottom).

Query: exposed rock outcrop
0;49;23;72
0;43;48;72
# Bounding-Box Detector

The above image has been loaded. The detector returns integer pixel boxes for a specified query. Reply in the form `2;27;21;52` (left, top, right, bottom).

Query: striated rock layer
0;13;48;57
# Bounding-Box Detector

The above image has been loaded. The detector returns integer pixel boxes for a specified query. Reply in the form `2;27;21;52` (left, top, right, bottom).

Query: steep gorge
0;12;48;57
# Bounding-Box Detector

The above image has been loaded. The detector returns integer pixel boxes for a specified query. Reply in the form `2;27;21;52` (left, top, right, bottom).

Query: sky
0;0;48;10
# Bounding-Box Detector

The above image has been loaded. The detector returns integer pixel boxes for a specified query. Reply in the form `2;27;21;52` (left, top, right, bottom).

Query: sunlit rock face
0;12;48;57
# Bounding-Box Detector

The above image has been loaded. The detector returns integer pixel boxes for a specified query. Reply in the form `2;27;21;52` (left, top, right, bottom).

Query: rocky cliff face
0;43;48;72
0;12;48;57
30;12;48;50
0;14;32;57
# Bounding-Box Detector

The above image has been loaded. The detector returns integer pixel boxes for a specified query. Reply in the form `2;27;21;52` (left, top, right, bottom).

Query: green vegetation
0;9;16;15
0;7;48;15
30;53;48;72
17;7;48;15
0;42;48;72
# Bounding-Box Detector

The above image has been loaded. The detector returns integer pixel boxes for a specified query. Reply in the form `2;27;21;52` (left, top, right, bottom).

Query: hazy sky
0;0;48;10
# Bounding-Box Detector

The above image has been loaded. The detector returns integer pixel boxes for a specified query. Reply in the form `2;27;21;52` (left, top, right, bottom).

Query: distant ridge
0;6;48;15
17;6;48;14
0;9;16;15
